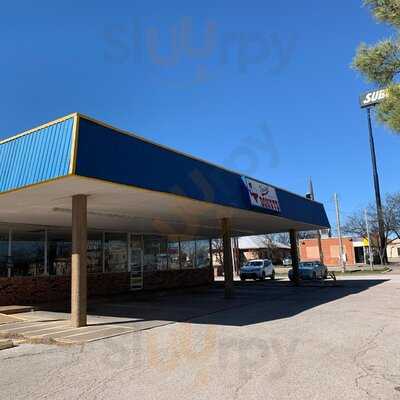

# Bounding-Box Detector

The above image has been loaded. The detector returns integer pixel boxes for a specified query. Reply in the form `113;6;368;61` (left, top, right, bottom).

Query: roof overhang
0;175;327;238
0;113;330;237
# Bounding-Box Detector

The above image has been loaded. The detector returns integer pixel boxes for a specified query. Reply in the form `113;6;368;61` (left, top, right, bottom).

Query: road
1;274;399;400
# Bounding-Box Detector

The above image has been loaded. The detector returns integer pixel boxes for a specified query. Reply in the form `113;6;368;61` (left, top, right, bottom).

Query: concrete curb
0;339;14;351
0;306;34;315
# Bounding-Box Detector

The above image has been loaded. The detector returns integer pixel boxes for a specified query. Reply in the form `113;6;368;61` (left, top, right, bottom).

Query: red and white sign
242;177;281;212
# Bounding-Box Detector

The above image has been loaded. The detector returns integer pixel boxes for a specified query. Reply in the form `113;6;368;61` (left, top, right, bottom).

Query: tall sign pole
360;89;388;264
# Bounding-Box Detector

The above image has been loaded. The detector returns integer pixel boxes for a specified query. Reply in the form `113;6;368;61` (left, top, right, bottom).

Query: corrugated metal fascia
0;117;75;193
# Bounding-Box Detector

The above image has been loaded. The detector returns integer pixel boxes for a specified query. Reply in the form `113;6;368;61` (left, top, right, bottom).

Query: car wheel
271;270;275;280
240;276;245;281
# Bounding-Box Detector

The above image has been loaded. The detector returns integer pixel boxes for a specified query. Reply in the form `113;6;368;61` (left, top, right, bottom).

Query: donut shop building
0;113;330;326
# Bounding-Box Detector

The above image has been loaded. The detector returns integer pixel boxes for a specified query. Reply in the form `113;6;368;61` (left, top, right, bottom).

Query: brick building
299;237;356;266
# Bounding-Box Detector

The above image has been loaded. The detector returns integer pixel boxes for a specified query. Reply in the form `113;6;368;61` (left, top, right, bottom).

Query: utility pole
364;208;374;271
308;178;324;264
334;193;345;273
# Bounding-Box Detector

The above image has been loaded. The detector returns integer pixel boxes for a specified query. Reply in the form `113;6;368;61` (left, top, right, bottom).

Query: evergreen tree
353;0;400;132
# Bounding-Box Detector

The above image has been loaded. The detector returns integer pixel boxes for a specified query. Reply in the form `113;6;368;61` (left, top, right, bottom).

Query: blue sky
0;0;397;228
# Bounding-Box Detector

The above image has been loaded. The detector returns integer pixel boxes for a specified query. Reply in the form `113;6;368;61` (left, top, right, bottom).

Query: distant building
237;236;291;265
387;239;400;263
300;236;400;266
299;237;356;266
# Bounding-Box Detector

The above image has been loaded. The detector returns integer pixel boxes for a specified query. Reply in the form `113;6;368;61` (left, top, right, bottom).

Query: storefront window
87;232;103;274
130;235;143;251
143;236;169;271
143;236;159;272
48;231;71;276
12;231;45;276
0;233;9;277
158;238;168;271
168;241;180;270
105;233;128;272
180;240;196;269
0;227;212;277
196;240;210;268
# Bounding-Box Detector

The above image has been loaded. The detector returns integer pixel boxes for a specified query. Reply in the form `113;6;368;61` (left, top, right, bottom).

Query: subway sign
359;88;388;108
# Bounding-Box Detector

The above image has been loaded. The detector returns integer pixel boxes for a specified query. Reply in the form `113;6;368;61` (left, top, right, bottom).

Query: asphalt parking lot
1;274;399;400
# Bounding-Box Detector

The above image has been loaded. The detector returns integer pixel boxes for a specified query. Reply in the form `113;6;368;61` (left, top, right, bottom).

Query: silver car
283;257;292;266
288;261;328;281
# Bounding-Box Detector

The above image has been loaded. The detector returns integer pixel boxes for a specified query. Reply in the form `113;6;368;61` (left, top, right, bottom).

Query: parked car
288;261;328;281
282;257;292;266
240;259;275;281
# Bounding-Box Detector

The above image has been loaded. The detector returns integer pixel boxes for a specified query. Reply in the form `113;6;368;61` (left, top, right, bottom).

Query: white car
240;259;275;281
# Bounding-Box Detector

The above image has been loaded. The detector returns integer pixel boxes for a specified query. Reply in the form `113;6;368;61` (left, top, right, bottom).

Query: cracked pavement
1;274;400;400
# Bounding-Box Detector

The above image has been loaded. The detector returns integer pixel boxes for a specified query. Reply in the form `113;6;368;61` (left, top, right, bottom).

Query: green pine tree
352;0;400;133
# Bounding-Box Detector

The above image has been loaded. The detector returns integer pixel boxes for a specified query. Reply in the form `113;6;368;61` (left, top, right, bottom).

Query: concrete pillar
289;229;300;285
221;218;234;298
71;194;88;328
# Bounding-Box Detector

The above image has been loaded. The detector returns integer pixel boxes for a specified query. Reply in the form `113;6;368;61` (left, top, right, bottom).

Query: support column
221;218;234;299
289;229;300;286
71;194;88;328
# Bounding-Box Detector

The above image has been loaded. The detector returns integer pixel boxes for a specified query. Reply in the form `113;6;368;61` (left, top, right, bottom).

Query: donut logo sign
242;176;281;212
360;88;388;108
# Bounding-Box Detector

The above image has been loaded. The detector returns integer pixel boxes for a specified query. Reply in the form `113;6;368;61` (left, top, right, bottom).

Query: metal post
289;230;299;285
71;194;88;328
221;218;234;299
365;209;374;271
334;193;345;273
366;108;387;264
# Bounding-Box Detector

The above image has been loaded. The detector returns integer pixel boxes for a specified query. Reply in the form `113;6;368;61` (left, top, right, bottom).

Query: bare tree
343;192;400;264
211;238;224;270
273;232;290;246
260;235;278;260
